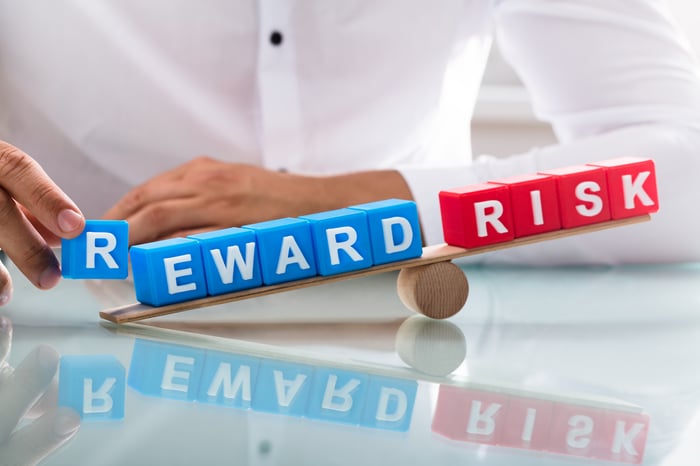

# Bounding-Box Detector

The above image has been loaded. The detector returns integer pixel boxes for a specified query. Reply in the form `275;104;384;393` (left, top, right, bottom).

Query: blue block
128;339;206;401
189;228;262;295
299;209;373;276
349;199;423;265
61;220;129;279
243;218;316;285
197;350;260;409
58;354;125;421
307;368;369;425
252;359;315;417
361;376;417;432
130;238;207;306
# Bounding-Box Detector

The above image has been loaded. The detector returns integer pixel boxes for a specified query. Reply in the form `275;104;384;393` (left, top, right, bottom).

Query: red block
596;410;650;464
432;385;509;444
548;402;608;459
439;183;514;248
490;174;561;237
500;396;554;450
588;157;659;219
539;165;611;228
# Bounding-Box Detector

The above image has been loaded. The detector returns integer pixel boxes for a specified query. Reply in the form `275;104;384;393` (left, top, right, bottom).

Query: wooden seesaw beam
99;215;649;324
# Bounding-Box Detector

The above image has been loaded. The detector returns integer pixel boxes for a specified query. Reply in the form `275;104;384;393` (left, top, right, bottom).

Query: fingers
0;407;80;466
120;199;213;245
0;191;61;290
0;141;84;239
0;345;59;442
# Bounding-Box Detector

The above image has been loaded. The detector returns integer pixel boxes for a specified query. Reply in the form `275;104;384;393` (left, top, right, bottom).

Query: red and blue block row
61;199;423;306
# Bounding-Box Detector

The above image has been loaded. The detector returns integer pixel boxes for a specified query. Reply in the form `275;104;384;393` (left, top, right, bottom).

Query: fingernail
57;209;83;233
54;407;81;437
0;287;12;306
38;264;61;289
35;345;59;371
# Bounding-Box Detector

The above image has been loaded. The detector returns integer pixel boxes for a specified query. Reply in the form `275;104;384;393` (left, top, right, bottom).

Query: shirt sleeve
400;0;700;264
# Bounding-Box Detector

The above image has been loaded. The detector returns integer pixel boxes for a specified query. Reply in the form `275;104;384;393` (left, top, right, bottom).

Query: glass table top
1;256;699;466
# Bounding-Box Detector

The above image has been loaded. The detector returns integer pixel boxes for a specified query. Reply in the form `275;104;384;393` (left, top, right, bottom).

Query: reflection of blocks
432;386;509;444
361;376;417;432
128;339;206;401
307;368;368;425
130;238;207;306
349;199;422;264
491;174;561;237
252;360;315;417
58;354;125;421
197;350;260;409
548;403;607;457
300;209;373;276
243;218;317;285
501;396;554;450
588;157;659;219
539;165;611;228
439;184;514;248
61;220;128;279
189;228;262;295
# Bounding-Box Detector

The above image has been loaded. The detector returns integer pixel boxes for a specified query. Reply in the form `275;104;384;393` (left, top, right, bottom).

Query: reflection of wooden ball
396;315;467;376
396;261;469;319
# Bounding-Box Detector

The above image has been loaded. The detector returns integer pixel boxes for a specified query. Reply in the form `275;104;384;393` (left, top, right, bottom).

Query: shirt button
269;31;283;46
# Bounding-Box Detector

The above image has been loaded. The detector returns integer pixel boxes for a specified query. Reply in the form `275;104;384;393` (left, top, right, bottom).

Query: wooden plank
100;215;650;324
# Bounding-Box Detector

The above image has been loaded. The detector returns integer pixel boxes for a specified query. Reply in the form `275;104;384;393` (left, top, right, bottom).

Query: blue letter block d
197;350;260;409
189;228;262;296
299;209;373;276
252;360;315;417
61;220;128;279
361;376;417;432
58;354;125;421
307;368;369;425
349;199;423;265
243;218;316;285
128;339;206;401
130;238;207;306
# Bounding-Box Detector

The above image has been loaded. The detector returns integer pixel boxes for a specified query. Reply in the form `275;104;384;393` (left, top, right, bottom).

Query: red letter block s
439;183;514;248
588;157;659;219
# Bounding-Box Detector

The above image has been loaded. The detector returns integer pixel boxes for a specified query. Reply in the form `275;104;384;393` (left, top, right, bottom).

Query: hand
0;140;85;304
0;316;81;465
103;156;413;245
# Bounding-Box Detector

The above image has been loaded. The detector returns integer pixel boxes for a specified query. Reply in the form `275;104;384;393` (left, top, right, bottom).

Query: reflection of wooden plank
100;215;650;324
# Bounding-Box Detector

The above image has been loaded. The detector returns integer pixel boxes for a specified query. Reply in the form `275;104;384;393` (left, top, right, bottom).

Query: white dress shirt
1;0;699;264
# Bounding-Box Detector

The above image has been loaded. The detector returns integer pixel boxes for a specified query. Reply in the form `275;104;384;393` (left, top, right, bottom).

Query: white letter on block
530;190;544;226
321;375;360;412
86;232;118;269
567;414;594;448
575;181;603;217
161;354;195;392
467;400;502;435
210;242;256;284
375;387;408;422
327;226;363;265
521;407;537;442
612;420;645;456
83;378;115;414
207;363;251;401
276;235;311;274
381;217;413;254
273;370;307;407
163;254;197;295
622;172;654;210
474;201;507;237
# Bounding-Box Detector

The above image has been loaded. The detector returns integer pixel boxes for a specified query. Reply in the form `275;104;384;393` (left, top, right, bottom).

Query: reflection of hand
103;156;413;245
0;316;80;466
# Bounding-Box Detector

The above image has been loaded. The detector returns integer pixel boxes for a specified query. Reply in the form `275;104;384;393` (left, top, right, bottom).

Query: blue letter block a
61;220;128;279
58;354;126;421
243;218;316;285
130;238;207;306
189;227;262;296
349;199;423;265
299;209;373;276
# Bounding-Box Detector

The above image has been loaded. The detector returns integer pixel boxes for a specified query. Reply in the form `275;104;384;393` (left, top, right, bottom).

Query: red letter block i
439;183;514;248
491;174;561;237
539;165;611;228
587;157;659;219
